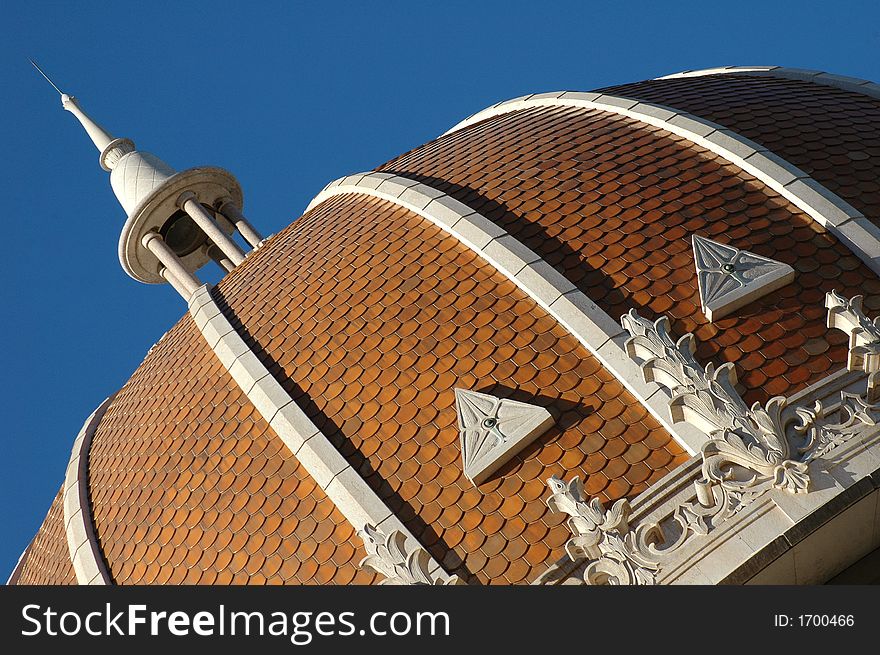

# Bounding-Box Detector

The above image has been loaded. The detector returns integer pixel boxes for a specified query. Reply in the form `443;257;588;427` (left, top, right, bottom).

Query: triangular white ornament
454;388;554;485
692;235;794;321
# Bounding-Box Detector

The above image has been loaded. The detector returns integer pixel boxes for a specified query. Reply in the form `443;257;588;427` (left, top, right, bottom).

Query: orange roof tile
13;487;76;585
378;105;876;405
597;74;880;235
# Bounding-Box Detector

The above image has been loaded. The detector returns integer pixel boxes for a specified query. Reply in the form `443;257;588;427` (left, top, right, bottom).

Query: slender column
159;266;195;298
142;231;201;297
207;244;235;273
179;192;245;265
217;198;263;248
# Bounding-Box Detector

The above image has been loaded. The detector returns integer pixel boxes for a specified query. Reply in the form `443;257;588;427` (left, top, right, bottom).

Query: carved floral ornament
826;290;880;401
358;524;462;585
546;291;880;585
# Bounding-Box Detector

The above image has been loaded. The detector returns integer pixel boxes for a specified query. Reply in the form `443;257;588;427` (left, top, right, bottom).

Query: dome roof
85;193;683;585
13;67;880;585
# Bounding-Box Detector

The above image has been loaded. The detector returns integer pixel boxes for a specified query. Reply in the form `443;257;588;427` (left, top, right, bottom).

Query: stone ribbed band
656;65;880;100
63;397;114;585
444;92;880;278
307;172;708;454
187;285;452;582
5;545;31;585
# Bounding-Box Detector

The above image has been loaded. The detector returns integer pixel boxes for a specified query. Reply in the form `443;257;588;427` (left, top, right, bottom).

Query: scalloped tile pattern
86;314;377;585
13;487;76;585
378;105;879;404
214;194;686;584
595;74;880;227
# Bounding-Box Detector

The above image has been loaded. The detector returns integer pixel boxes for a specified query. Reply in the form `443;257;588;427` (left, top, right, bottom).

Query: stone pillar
207;244;235;273
217;198;263;248
159;267;195;299
179;192;245;266
142;231;201;297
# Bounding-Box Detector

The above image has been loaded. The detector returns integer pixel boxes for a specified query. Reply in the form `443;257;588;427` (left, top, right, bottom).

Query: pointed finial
29;59;66;99
30;59;126;165
30;58;255;300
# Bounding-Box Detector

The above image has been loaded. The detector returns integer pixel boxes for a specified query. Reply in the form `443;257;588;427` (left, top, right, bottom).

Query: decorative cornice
308;172;708;454
547;383;880;585
441;92;880;278
187;285;454;583
656;65;880;101
622;310;810;495
826;290;880;401
358;524;462;585
545;294;880;585
63;397;114;585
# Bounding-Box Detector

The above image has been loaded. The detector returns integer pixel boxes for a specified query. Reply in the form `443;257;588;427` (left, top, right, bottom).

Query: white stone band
63;397;114;585
443;92;880;278
188;285;451;581
5;545;31;585
307;173;707;454
656;65;880;100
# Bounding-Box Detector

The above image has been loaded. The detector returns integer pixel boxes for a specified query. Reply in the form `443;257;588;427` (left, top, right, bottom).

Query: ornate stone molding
358;524;462;585
621;309;810;495
546;477;658;585
544;295;880;585
826;290;880;400
692;235;794;321
455;388;554;485
547;394;880;584
796;392;880;463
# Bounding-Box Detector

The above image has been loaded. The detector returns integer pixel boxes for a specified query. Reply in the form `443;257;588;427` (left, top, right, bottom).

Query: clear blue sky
1;0;879;580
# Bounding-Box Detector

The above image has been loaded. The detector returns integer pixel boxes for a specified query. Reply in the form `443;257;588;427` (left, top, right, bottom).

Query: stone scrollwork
621;309;810;498
796;392;880;463
826;290;880;401
546;477;659;585
546;293;880;585
358;524;461;586
546;473;741;586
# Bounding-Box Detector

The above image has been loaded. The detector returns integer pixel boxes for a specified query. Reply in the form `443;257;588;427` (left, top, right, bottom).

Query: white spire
31;60;116;156
60;94;115;152
33;59;258;299
32;60;177;209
